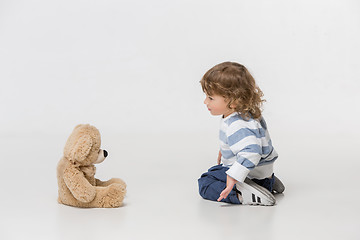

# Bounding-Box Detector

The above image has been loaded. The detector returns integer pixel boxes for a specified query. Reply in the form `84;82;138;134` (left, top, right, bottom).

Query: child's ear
229;99;238;110
228;100;235;109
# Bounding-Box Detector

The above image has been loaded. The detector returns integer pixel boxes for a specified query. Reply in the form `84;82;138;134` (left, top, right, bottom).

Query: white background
1;0;359;239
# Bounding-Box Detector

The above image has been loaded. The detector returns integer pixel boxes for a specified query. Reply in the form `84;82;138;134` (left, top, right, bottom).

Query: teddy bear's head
63;124;108;166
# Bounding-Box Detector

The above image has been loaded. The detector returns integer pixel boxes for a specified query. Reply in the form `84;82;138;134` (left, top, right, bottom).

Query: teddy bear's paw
111;178;127;189
100;184;126;208
107;183;126;198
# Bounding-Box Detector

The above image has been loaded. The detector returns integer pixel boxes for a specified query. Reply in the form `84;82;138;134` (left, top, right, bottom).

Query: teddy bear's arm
63;166;96;203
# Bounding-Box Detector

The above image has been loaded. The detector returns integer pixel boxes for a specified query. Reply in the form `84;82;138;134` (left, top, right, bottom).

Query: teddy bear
57;124;126;208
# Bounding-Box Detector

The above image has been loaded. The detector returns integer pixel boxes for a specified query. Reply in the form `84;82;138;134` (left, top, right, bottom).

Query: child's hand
217;150;222;165
217;175;237;202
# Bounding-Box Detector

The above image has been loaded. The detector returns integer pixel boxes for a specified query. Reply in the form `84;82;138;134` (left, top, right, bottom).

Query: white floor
1;131;359;240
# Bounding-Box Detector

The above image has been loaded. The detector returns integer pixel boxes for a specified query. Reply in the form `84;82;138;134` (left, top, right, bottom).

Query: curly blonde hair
200;62;265;120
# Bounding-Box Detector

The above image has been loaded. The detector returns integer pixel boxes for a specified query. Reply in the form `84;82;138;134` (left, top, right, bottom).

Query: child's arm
217;122;262;201
217;175;237;201
225;123;262;183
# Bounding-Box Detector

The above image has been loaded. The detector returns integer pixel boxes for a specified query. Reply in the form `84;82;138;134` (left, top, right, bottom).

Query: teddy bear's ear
68;134;93;163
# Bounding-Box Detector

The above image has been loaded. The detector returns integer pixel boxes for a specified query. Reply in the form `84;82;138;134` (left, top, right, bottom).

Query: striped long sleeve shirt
220;112;278;182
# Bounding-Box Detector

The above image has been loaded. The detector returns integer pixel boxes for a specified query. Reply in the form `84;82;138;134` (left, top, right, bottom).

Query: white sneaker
236;178;276;206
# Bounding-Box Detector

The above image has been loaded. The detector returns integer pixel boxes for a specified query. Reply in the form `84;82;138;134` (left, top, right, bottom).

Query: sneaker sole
236;178;276;206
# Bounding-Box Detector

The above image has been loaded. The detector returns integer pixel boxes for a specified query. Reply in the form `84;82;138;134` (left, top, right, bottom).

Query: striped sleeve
225;121;263;182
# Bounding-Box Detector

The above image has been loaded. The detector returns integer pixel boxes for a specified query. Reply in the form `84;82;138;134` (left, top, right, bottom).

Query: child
198;62;284;206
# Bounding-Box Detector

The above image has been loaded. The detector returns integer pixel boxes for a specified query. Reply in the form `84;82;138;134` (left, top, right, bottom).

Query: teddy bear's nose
103;150;108;158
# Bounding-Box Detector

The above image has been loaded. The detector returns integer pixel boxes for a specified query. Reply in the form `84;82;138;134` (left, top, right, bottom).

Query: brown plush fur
57;124;126;208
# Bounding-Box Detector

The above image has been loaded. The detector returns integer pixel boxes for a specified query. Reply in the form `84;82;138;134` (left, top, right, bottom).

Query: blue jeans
198;164;275;204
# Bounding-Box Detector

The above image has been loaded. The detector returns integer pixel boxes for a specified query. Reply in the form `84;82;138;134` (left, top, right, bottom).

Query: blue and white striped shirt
220;112;278;182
